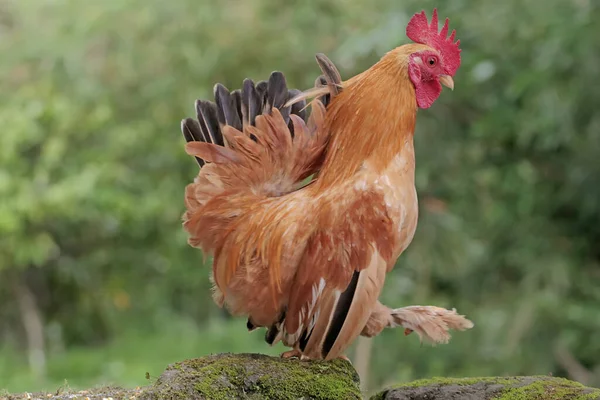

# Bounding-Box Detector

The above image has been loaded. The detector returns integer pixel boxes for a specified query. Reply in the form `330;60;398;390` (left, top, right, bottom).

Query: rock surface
140;352;361;399
3;354;600;400
372;375;600;400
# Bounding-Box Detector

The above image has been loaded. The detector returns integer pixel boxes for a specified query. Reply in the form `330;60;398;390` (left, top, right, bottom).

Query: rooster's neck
313;57;417;189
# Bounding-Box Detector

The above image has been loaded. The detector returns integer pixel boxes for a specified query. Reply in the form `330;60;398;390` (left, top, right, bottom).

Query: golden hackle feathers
308;48;426;190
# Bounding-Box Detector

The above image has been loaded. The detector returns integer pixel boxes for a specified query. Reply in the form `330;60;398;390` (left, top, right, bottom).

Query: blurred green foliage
0;0;599;395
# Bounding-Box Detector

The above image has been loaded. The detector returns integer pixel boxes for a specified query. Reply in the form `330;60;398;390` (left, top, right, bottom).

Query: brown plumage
181;9;473;361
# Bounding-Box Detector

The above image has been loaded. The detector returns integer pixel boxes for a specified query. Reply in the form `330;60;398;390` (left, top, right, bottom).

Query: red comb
406;8;461;76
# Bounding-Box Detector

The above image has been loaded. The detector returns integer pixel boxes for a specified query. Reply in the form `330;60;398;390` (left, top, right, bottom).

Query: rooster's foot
280;349;302;359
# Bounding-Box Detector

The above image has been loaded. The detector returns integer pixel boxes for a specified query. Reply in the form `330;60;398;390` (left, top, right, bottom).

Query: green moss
492;376;600;400
369;375;521;398
252;357;359;399
371;375;600;400
390;376;522;389
4;386;142;400
141;353;361;400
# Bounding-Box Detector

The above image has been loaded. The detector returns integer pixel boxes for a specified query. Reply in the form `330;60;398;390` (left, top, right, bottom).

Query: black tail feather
315;53;342;97
246;318;257;331
266;72;289;123
264;309;287;346
230;89;243;131
242;78;262;127
181;118;205;167
287;89;307;122
286;88;306;137
214;84;243;131
256;80;268;105
195;100;223;146
182;55;340;168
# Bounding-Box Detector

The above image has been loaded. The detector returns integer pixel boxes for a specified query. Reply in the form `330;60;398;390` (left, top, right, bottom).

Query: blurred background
1;0;599;396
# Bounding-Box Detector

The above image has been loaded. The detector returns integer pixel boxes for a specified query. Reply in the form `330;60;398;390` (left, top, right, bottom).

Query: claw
280;349;351;364
337;354;352;364
280;349;302;359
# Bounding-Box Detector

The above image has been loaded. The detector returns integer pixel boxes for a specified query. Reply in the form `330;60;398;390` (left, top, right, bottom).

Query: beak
439;75;454;91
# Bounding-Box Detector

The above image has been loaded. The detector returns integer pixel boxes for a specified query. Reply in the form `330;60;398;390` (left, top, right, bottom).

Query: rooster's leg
388;305;474;344
360;301;391;338
361;301;474;344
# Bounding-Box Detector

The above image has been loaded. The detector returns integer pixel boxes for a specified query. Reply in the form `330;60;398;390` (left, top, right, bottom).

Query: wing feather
324;250;386;359
282;190;396;359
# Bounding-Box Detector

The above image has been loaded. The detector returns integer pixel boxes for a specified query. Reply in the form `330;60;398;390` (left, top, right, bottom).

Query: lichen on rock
139;352;361;400
371;375;600;400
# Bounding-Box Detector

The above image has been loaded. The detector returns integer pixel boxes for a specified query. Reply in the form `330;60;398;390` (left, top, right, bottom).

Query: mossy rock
6;356;600;400
1;386;141;400
139;352;361;400
371;375;600;400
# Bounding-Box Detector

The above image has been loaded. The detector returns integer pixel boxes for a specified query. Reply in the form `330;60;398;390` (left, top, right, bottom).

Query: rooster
180;9;473;362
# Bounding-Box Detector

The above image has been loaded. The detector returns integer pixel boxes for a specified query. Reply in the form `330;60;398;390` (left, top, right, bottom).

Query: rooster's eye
427;57;437;66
